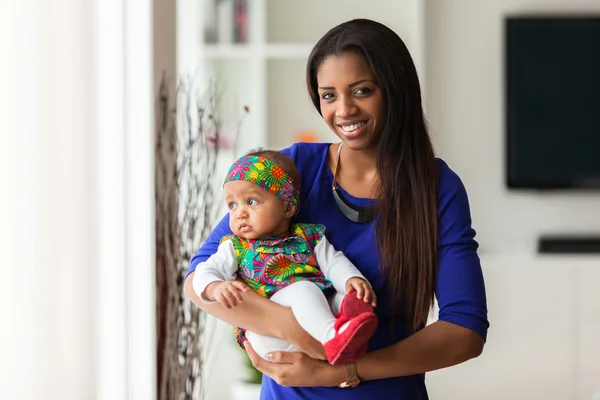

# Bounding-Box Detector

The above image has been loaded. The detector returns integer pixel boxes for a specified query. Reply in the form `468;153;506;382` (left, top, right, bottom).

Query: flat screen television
505;16;600;189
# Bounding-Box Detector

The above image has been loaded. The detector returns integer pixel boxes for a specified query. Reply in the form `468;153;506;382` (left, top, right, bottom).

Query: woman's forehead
316;52;374;85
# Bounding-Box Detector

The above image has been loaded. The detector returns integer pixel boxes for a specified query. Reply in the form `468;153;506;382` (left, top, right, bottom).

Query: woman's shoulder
280;142;332;186
435;158;467;197
435;158;473;222
280;142;331;163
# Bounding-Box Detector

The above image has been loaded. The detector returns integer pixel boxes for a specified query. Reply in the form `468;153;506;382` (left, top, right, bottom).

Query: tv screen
505;16;600;189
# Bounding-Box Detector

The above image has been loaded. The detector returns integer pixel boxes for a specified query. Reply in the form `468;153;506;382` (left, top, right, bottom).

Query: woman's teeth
341;121;366;132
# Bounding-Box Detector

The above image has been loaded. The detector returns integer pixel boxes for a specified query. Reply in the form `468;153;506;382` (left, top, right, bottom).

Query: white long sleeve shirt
193;235;367;303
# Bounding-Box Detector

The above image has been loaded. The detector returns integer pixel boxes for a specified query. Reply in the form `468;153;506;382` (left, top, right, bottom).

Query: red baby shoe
324;312;378;366
340;292;375;318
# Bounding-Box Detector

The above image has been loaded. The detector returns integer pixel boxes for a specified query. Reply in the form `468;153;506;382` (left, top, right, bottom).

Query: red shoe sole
340;293;374;318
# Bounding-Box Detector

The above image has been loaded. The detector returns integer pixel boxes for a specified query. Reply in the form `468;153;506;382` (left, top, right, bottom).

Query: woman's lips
338;120;368;139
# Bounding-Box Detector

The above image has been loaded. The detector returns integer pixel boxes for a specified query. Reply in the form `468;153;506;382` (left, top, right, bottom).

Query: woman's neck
333;143;379;198
339;144;377;179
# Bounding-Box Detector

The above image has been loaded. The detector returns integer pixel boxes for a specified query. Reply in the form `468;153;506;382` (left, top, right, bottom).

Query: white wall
425;3;600;399
425;0;600;255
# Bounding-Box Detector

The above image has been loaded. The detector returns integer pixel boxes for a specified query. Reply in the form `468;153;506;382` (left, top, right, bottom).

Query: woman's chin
337;135;378;152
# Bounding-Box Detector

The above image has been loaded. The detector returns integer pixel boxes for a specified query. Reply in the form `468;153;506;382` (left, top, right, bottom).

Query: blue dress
187;142;489;400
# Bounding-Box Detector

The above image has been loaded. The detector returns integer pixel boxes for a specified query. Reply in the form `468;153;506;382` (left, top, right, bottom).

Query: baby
192;149;378;365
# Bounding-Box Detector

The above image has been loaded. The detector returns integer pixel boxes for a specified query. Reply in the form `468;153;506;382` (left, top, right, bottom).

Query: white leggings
245;281;344;359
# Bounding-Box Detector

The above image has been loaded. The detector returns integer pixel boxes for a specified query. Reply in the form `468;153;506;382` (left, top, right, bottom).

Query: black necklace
331;143;376;223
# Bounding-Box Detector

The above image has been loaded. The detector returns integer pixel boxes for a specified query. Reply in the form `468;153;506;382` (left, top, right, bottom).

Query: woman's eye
321;92;334;100
354;87;372;96
248;199;258;206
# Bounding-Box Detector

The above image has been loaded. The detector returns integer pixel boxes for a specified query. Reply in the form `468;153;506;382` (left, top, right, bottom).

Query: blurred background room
2;0;599;399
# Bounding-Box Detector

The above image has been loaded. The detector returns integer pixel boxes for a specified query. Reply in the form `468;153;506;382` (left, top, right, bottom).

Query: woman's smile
337;119;369;139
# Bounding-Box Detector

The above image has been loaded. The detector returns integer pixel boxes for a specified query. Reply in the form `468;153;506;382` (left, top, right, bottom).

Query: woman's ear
284;203;297;218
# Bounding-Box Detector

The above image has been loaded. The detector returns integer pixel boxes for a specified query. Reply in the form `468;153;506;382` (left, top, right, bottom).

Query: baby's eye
248;199;258;206
228;202;237;210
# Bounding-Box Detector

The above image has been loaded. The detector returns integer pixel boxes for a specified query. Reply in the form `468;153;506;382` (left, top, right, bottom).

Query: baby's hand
212;280;248;309
345;277;377;307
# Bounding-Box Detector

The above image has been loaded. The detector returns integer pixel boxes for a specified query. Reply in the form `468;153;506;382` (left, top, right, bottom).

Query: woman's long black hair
306;19;438;331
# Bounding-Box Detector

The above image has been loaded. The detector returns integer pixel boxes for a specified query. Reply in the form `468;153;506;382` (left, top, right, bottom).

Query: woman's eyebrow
318;79;374;91
348;79;373;88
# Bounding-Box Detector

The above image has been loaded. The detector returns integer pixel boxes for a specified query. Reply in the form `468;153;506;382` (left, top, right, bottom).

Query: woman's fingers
264;351;298;364
245;342;268;373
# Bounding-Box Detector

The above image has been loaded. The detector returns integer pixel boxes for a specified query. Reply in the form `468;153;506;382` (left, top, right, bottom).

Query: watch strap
338;362;360;388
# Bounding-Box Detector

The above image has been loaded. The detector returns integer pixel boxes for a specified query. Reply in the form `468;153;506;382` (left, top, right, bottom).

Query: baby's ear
284;203;297;218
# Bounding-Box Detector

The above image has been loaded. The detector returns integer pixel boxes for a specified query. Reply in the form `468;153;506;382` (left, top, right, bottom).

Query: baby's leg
245;283;344;359
328;291;344;316
280;282;378;365
272;280;337;344
246;281;337;359
244;331;296;360
243;285;307;360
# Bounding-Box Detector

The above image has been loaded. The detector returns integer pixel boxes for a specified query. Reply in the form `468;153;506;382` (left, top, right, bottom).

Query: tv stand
538;234;600;254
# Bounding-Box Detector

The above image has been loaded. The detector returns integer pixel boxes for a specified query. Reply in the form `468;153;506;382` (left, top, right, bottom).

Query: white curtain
0;1;153;399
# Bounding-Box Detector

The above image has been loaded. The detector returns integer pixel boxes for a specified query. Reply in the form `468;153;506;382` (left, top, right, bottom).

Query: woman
184;18;489;399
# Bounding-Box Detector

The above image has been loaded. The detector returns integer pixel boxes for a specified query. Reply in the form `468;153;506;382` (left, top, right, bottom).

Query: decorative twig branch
155;72;238;400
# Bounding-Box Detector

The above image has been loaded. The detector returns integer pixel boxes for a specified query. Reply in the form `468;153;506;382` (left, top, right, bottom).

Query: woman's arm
357;321;483;380
354;163;487;380
184;273;326;359
247;320;483;387
185;272;290;337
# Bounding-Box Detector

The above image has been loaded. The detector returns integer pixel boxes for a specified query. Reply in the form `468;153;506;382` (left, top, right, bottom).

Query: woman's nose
335;97;357;118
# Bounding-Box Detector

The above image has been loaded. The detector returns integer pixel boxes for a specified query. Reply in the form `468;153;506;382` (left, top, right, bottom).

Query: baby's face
224;180;291;240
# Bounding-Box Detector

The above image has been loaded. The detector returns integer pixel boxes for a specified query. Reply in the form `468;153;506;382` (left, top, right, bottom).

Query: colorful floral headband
224;155;300;207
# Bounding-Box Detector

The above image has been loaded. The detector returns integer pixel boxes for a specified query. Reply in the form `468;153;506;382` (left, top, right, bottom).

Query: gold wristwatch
338;362;360;388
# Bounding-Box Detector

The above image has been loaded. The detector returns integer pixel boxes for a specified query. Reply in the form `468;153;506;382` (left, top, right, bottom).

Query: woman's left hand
244;342;344;387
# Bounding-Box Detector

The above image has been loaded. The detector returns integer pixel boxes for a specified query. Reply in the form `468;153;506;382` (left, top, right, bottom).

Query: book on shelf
205;0;249;45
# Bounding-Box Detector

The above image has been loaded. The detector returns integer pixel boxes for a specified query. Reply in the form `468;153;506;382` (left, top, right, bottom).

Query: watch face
338;379;360;388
